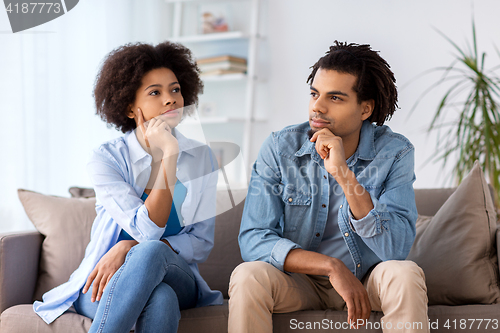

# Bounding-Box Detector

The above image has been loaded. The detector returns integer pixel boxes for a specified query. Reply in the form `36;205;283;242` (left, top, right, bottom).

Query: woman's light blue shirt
33;128;223;324
117;181;186;241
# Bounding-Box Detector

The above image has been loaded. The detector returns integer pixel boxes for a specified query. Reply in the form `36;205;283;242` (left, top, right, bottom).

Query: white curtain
0;0;170;232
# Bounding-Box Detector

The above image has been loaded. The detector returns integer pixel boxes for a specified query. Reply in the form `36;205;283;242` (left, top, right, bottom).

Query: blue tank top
118;180;187;241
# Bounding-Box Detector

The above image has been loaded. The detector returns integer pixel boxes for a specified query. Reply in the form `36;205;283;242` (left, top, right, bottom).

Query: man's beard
307;128;317;140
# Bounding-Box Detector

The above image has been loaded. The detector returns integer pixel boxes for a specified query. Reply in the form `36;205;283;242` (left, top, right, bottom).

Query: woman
33;41;223;332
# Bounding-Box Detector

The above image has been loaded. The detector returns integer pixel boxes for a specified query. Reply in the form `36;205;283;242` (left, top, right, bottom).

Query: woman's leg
74;240;197;333
135;282;180;333
73;283;99;320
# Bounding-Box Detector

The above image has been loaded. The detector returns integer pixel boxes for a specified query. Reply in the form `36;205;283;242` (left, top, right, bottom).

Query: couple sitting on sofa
33;40;428;333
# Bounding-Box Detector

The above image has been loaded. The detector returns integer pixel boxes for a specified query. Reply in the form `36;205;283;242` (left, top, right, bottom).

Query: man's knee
376;260;426;289
229;261;278;296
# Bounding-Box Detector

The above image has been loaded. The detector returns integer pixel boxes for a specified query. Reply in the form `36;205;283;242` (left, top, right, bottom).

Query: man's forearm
283;248;341;277
337;168;374;220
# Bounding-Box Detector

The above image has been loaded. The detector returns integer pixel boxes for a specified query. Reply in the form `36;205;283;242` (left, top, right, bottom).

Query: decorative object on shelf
410;19;500;207
197;55;247;77
199;3;230;34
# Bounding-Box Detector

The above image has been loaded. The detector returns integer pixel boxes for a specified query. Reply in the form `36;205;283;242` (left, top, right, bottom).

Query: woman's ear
361;99;375;121
127;106;135;119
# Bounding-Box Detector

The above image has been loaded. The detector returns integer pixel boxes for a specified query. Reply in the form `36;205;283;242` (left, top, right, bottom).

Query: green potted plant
411;20;500;206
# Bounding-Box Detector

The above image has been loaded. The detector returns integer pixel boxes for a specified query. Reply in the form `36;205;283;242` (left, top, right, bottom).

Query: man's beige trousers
228;260;429;333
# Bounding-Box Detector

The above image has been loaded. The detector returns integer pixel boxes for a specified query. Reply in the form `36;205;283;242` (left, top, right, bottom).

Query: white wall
1;0;499;232
0;0;171;232
252;0;500;190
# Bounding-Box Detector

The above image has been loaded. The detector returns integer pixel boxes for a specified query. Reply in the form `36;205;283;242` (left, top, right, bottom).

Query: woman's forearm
144;151;178;228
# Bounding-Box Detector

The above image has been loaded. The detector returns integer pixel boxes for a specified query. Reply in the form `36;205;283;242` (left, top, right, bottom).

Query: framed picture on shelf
198;3;231;34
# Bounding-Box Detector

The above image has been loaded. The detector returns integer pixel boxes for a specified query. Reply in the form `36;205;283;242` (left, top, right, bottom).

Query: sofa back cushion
414;188;456;216
17;189;96;301
198;189;246;299
408;161;500;305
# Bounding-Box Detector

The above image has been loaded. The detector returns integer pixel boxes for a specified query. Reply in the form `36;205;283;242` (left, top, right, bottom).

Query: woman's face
128;67;185;129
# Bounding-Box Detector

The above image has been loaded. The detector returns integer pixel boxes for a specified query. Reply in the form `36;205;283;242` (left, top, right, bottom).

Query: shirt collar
295;120;376;164
125;130;149;164
356;120;376;161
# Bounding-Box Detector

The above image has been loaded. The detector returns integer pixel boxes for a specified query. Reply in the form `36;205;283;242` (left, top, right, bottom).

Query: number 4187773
5;3;61;14
443;319;499;330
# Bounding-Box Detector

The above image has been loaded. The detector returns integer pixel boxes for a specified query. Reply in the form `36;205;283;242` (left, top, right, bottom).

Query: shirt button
323;175;327;179
340;204;343;209
344;232;349;237
288;198;293;202
357;263;361;268
316;233;320;237
176;167;179;172
322;204;326;208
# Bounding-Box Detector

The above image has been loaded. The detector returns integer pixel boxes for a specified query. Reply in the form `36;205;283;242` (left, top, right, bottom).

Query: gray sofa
1;187;500;332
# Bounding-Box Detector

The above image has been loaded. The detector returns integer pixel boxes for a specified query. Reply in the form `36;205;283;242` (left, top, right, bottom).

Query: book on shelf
200;69;246;77
197;55;247;76
199;61;247;72
197;55;247;65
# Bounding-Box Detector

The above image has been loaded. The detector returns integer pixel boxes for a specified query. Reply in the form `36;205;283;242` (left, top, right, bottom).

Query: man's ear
361;99;375;121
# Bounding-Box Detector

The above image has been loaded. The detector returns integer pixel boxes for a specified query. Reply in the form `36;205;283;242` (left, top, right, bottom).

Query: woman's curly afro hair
93;41;203;133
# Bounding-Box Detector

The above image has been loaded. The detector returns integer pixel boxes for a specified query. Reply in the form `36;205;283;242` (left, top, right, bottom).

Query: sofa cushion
0;304;91;333
0;302;229;333
5;301;500;333
17;189;96;301
408;161;500;305
198;190;245;298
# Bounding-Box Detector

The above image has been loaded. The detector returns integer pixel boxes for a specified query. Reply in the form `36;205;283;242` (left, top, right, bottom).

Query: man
228;41;428;333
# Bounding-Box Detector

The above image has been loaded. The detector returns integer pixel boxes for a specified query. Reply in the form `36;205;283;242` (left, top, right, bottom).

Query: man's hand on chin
309;128;350;182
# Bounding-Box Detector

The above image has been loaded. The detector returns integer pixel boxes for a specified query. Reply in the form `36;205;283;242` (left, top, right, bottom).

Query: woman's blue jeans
74;240;198;333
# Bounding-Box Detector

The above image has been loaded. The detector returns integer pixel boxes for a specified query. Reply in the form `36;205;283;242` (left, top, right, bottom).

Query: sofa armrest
0;231;43;314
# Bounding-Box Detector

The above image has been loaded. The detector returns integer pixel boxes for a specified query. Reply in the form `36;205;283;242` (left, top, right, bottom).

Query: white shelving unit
165;0;263;188
171;30;248;43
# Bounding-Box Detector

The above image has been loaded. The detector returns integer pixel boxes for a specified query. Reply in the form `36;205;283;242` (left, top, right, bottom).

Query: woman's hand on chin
137;108;179;156
82;240;137;302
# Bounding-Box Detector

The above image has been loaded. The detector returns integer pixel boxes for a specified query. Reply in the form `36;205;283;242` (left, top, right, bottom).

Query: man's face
308;68;373;140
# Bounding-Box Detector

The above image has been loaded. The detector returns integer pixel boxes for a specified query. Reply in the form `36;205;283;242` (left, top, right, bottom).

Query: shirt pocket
280;184;311;234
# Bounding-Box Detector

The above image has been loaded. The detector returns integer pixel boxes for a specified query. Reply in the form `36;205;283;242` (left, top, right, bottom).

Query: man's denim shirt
239;120;418;280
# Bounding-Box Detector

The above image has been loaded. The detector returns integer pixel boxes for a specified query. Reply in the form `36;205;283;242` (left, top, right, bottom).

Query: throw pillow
17;189;96;301
408;161;500;305
68;186;95;198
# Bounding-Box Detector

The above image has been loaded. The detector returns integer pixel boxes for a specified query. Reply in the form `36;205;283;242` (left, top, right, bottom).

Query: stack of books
197;55;247;76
